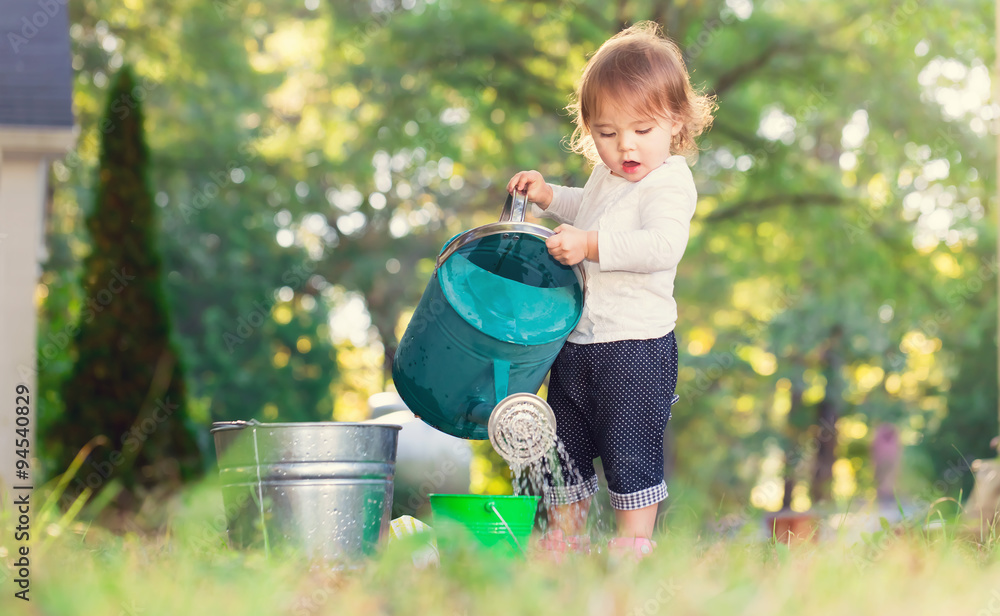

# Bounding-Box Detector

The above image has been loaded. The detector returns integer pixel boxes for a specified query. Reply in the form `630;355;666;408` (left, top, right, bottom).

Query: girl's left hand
546;225;592;265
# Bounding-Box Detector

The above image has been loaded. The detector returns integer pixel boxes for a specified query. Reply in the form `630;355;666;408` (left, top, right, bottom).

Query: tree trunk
810;325;844;504
781;374;804;510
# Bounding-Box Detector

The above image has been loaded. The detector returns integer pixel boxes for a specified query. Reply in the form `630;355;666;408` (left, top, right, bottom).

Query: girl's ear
669;120;684;137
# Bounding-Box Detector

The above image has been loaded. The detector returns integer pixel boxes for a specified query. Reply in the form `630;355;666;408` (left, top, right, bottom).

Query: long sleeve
597;180;696;274
532;184;585;225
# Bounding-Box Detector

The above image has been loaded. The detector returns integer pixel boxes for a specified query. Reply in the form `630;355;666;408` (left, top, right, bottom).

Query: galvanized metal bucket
392;192;585;440
210;420;401;563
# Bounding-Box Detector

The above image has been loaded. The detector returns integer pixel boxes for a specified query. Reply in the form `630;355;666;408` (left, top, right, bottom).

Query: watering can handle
499;190;529;223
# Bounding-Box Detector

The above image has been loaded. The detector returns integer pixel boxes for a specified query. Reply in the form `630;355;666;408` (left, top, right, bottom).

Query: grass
3;481;1000;616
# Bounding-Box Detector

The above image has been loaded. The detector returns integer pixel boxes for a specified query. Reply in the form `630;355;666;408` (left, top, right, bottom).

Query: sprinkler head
487;393;557;470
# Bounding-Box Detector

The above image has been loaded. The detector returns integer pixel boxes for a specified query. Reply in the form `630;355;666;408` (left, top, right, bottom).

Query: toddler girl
507;21;715;559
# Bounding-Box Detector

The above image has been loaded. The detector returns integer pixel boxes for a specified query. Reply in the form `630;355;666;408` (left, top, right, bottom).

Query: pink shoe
607;537;657;561
533;529;591;562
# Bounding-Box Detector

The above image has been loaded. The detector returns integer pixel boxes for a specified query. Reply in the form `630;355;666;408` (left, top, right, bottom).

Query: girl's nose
618;136;634;152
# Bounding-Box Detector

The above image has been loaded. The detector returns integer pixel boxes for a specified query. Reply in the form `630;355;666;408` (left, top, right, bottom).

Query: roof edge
0;125;77;156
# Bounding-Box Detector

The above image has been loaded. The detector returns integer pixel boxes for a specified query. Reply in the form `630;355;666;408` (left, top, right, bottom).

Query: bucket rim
428;493;540;501
210;420;403;434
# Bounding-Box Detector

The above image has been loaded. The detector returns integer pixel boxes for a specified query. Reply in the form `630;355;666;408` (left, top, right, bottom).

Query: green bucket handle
485;500;527;557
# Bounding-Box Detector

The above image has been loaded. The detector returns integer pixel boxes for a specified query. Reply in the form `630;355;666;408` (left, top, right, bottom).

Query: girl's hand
507;170;554;209
546;225;598;266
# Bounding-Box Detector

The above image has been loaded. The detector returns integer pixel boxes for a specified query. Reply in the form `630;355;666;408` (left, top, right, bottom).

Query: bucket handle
486;501;527;556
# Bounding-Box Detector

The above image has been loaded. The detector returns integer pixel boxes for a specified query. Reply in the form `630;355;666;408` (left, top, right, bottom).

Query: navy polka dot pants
543;331;678;511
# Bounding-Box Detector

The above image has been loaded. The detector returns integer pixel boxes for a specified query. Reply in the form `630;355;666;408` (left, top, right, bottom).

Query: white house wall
0;152;48;514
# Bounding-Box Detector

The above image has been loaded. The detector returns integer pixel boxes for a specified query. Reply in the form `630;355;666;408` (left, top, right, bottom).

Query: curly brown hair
567;21;716;163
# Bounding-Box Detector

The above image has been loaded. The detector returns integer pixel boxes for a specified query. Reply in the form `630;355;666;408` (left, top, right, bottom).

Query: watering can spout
488;393;558;469
460;358;511;426
466;398;495;427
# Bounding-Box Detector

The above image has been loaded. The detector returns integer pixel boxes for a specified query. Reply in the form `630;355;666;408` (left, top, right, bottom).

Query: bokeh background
31;0;998;526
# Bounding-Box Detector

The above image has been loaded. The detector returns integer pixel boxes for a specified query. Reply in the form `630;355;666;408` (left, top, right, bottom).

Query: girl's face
589;103;682;182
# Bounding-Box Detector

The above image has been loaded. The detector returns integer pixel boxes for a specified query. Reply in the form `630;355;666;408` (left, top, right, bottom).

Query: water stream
505;419;606;541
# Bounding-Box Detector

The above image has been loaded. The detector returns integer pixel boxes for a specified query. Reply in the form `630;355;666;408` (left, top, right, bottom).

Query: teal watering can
392;192;585;464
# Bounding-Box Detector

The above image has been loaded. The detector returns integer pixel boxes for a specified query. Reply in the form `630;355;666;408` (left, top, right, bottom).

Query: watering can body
392;194;584;440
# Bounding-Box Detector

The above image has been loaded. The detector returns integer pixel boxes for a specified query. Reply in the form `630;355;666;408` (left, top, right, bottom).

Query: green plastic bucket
429;494;539;556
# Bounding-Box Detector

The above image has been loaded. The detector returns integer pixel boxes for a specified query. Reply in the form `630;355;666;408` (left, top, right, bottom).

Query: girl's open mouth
622;161;640;173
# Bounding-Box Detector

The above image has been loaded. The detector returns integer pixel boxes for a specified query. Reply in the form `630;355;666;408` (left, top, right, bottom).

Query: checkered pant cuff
609;481;668;511
543;475;599;506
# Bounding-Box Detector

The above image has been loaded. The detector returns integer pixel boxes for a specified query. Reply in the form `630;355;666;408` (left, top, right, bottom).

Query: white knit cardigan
532;155;697;344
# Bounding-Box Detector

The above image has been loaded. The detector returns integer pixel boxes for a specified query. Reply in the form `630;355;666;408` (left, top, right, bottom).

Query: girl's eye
636;128;652;135
599;132;615;138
